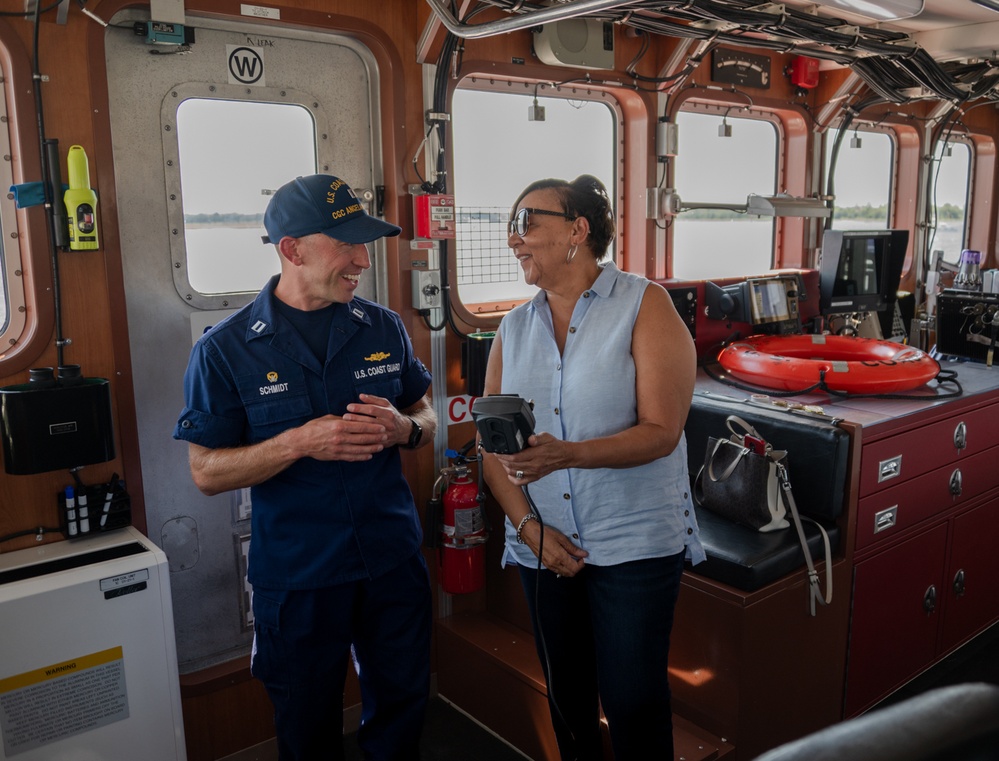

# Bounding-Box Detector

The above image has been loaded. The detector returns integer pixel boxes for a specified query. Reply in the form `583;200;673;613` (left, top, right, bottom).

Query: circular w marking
228;46;264;85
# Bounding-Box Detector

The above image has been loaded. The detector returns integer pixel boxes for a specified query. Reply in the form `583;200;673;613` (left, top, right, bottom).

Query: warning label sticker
0;647;128;757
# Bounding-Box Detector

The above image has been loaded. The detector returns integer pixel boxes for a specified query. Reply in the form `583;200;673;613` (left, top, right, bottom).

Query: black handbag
694;415;789;532
694;415;833;615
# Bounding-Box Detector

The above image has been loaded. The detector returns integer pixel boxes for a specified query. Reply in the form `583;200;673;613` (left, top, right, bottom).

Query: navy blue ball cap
262;174;401;245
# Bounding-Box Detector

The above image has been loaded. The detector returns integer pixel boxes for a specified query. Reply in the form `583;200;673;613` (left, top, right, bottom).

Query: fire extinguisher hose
422;473;447;549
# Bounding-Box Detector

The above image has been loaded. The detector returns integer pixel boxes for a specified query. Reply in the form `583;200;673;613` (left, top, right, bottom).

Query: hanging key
987;306;999;367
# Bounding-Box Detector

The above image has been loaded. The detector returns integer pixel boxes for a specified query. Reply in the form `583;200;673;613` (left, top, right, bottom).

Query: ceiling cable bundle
434;0;999;105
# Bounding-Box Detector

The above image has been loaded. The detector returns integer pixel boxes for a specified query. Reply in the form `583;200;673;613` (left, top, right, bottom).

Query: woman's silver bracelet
516;513;538;544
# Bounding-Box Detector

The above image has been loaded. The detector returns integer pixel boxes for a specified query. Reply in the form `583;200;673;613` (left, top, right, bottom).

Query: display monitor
819;229;908;316
704;274;801;334
749;278;794;324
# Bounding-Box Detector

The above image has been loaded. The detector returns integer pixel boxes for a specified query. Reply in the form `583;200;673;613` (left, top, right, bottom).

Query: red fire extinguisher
432;450;488;594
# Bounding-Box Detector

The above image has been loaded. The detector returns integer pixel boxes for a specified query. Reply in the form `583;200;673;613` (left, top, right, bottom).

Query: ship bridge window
172;97;317;296
929;139;971;266
824;127;894;231
671;109;778;280
0;51;25;359
451;84;618;309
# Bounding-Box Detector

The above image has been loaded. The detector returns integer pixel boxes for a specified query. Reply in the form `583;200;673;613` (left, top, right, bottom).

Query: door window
174;98;317;295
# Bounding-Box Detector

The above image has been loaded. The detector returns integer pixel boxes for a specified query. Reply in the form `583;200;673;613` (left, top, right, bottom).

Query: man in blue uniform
174;174;436;760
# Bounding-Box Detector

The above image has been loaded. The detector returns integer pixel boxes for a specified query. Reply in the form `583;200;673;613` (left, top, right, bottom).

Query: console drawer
856;447;999;550
859;404;999;497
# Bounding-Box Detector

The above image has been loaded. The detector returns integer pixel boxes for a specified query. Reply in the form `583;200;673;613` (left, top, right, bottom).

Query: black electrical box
0;370;115;475
463;331;495;398
936;289;999;362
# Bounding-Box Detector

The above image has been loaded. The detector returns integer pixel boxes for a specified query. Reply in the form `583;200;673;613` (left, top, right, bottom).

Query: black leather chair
683;391;849;590
752;682;999;761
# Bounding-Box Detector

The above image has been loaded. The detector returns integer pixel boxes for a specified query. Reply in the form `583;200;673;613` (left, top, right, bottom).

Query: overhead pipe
423;0;643;39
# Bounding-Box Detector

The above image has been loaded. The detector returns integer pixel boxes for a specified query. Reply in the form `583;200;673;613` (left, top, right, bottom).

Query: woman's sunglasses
507;207;576;237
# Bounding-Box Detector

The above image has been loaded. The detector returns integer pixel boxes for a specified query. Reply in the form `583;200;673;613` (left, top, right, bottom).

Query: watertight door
103;12;385;673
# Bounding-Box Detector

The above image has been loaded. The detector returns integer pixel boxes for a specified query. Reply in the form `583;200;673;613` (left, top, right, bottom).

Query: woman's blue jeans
518;551;685;761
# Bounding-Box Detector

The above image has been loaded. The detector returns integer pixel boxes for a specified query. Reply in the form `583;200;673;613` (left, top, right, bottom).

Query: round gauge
711;48;772;89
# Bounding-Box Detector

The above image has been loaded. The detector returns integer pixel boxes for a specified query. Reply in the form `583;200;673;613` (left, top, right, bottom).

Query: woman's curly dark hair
511;174;615;257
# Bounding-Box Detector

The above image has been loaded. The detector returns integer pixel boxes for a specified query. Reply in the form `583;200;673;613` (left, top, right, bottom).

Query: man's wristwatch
406;417;423;448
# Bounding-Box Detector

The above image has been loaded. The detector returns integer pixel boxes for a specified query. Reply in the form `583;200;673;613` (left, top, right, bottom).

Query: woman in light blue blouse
480;175;704;761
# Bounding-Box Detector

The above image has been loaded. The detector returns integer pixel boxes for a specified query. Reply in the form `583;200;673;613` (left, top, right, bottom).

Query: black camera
471;395;535;454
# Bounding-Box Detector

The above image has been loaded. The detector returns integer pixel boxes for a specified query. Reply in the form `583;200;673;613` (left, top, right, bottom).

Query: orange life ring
716;334;940;394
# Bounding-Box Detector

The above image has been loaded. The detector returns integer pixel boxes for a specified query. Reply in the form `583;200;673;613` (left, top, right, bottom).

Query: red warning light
791;56;820;89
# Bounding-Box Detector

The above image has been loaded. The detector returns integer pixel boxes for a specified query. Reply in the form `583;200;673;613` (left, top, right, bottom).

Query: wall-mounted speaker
533;19;615;70
0;368;115;475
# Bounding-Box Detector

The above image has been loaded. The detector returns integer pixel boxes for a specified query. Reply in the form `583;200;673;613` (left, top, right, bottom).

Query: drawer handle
949;468;963;497
953;569;966;598
924;585;937;614
874;506;898;534
954;421;967;450
878;455;902;483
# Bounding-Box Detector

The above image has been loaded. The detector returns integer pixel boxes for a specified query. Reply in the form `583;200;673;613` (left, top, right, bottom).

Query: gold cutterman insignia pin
364;352;391;362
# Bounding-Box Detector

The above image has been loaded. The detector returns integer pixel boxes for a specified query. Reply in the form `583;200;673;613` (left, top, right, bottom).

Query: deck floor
220;621;999;760
219;696;528;761
872;620;999;710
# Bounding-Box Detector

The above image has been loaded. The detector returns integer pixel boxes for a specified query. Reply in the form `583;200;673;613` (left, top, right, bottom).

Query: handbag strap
706;437;749;482
776;462;833;616
725;414;763;442
726;415;787;462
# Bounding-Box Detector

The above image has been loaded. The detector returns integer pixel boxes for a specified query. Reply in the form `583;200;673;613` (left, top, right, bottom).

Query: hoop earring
566;245;578;264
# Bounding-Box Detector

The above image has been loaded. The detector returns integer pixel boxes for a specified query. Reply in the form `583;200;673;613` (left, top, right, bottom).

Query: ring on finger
515;470;524;480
